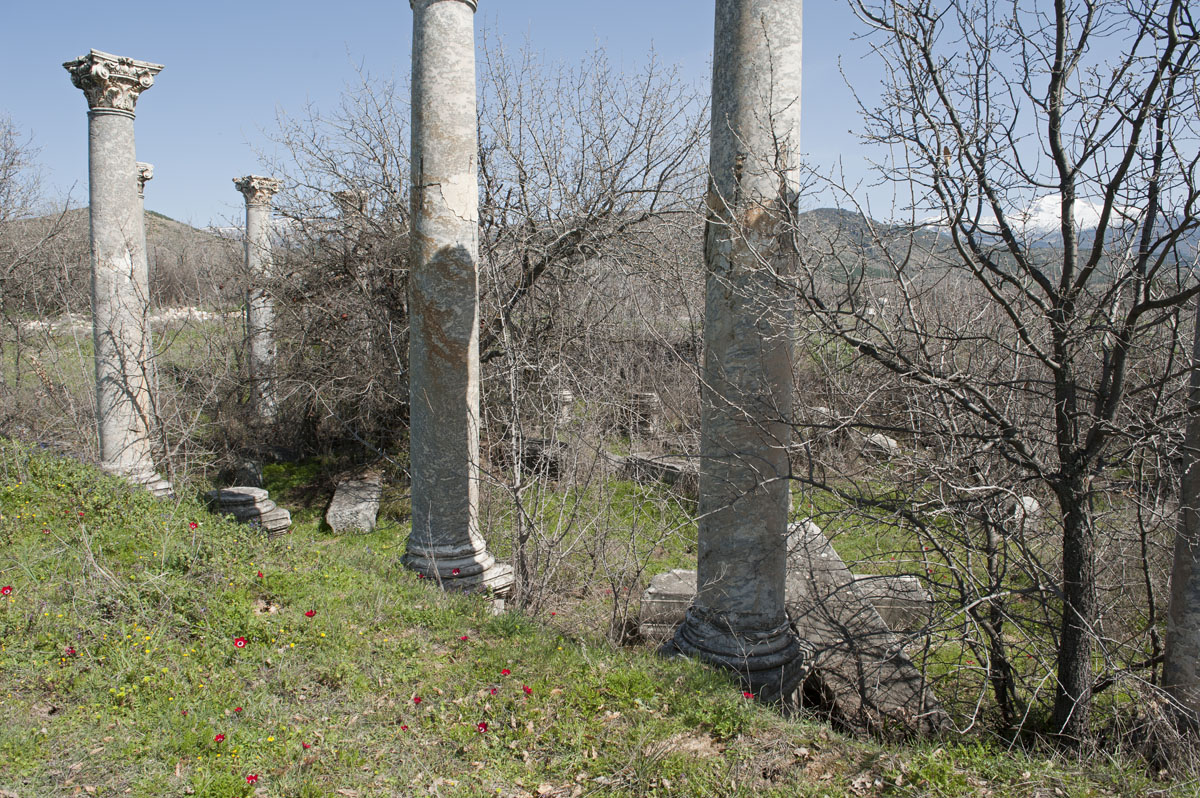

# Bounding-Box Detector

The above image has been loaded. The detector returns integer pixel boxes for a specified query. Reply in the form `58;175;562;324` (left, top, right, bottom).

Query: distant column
406;0;511;595
668;0;805;701
135;162;158;438
64;49;171;498
233;176;282;422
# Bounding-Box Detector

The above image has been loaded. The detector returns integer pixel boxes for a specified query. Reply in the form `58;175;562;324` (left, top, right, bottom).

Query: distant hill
0;207;241;314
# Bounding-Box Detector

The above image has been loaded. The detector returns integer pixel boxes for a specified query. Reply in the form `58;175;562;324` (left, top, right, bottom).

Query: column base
403;547;514;601
663;605;808;702
104;463;174;500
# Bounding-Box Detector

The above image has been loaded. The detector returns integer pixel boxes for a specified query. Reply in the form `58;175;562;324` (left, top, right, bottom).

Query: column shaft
405;0;510;594
66;50;170;497
670;0;805;700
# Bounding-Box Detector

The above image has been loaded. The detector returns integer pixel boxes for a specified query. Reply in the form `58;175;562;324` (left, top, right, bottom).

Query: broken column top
234;176;282;206
410;0;477;10
332;189;368;216
63;49;163;114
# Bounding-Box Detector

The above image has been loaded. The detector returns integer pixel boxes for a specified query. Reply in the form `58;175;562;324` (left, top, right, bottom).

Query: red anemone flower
64;646;76;656
214;734;225;743
256;571;263;578
233;637;247;648
1;586;12;596
500;668;510;676
234;706;243;713
188;521;198;530
477;721;488;733
400;724;408;731
489;687;498;695
302;742;312;749
522;685;532;696
460;635;468;641
742;691;755;699
245;774;259;784
413;696;422;705
452;568;461;576
304;610;316;618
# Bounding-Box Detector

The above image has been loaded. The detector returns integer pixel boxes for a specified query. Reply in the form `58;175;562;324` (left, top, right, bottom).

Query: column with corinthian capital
405;0;512;597
233;176;282;422
64;49;171;498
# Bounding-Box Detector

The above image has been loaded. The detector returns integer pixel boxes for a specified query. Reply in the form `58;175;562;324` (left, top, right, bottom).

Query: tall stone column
64;49;171;498
668;0;805;701
405;0;511;596
233;176;282;422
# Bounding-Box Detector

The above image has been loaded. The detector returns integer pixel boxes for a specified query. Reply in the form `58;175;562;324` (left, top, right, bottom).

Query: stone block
638;569;697;641
786;521;946;736
622;453;699;501
640;521;947;736
849;573;932;633
325;472;383;534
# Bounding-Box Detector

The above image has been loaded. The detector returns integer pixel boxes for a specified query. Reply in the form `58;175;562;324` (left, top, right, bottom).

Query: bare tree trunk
1164;303;1200;723
1053;477;1096;740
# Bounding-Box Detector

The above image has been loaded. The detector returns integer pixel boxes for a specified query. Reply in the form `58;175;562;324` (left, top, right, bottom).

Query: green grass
0;440;1179;797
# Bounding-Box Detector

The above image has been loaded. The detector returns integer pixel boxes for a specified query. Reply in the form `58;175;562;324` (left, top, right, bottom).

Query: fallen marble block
325;472;383;534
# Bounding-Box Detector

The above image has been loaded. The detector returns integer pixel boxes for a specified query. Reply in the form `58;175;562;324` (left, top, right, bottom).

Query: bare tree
794;0;1199;741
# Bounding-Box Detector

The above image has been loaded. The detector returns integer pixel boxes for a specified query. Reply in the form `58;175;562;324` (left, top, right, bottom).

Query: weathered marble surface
405;0;511;596
668;0;805;702
64;49;170;498
325;472;383;534
233;175;281;421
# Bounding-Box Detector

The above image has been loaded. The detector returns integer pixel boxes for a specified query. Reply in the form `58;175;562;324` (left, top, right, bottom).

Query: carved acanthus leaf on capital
234;176;282;206
63;49;163;114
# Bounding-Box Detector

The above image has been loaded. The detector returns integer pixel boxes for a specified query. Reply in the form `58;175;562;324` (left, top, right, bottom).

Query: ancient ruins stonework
233;175;282;421
667;0;805;701
134;162;158;431
404;0;511;595
206;487;292;539
325;472;383;534
643;522;945;736
64;49;171;498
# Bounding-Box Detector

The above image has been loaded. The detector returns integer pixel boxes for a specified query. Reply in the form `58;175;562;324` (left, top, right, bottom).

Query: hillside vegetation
0;440;1170;797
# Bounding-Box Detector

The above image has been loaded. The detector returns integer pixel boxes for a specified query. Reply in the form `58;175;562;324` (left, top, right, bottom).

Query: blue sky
2;1;881;226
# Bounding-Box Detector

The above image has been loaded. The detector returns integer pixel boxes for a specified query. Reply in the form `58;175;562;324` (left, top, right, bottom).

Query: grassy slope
0;441;1169;797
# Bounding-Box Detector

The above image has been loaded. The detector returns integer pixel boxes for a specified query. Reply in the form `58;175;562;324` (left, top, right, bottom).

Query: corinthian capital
63;49;164;114
234;176;282;206
136;163;154;197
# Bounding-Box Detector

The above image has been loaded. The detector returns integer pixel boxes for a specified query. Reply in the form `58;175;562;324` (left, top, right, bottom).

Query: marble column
233;176;282;422
64;49;171;498
668;0;805;701
405;0;511;596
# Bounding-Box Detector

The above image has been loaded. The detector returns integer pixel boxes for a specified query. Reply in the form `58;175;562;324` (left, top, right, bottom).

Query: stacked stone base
206;487;291;538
